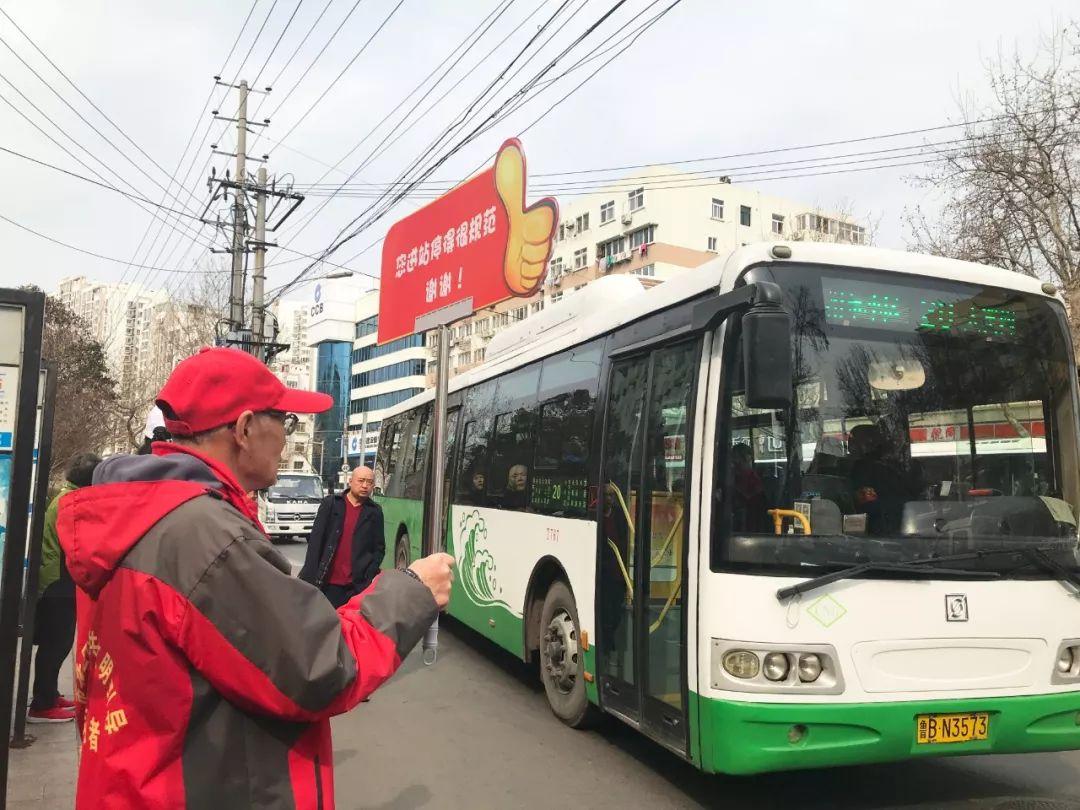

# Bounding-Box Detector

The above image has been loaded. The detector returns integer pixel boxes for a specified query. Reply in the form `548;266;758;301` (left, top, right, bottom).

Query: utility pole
228;80;248;334
201;76;304;360
251;166;268;346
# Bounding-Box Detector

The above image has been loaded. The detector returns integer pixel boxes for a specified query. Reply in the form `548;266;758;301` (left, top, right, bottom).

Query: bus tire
538;581;595;728
395;535;410;569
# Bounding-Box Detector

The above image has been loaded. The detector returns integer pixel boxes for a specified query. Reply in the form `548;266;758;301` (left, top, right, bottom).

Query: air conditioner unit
621;212;633;225
565;221;575;231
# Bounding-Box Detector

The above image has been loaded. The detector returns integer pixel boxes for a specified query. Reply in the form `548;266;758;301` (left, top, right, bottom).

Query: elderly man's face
508;465;528;492
350;467;375;500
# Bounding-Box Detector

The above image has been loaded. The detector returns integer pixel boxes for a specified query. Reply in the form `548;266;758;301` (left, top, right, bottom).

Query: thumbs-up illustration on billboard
379;137;560;345
494;140;558;297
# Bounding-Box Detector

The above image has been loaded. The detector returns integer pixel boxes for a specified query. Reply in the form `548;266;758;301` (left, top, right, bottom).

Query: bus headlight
712;641;843;694
798;653;823;683
1051;640;1080;683
763;652;790;681
722;650;760;679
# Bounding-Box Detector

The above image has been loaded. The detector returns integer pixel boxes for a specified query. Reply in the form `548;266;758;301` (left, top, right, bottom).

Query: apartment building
438;170;864;377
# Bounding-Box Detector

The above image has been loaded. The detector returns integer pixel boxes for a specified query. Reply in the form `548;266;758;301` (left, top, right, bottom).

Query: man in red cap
58;347;454;809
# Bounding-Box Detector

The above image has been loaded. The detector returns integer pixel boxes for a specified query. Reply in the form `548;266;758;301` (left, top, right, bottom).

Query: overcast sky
0;0;1074;305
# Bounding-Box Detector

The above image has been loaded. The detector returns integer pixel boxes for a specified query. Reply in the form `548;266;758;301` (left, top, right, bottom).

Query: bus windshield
716;263;1080;577
267;474;323;502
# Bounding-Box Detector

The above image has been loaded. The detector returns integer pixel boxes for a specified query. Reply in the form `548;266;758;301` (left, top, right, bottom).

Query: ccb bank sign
310;283;324;318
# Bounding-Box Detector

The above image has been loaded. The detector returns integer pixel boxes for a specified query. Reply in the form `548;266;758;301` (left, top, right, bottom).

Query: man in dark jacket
28;452;100;723
299;466;384;608
57;347;454;810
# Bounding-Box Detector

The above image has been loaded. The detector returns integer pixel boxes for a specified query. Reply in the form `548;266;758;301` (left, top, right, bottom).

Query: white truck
258;473;325;543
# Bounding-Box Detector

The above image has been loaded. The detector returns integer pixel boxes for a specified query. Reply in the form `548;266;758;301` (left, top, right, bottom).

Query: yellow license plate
915;712;990;744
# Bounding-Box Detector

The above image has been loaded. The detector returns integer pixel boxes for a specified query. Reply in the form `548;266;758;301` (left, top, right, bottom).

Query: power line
253;0;367;138
273;0;526;251
0;143;221;226
293;128;1048;197
266;0;409;151
112;0;261;295
299;0;638;279
0;211;224;275
0;7;205;210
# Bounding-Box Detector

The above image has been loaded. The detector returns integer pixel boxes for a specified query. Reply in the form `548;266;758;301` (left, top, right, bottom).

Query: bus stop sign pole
421;320;452;665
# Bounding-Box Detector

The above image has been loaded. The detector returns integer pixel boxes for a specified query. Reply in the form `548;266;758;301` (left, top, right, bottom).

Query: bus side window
454;378;497;506
402;404;432;499
377;418;403;496
488;364;541;512
532;338;604;517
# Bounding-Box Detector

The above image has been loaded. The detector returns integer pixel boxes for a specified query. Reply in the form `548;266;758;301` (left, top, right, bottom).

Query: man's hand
408;553;455;609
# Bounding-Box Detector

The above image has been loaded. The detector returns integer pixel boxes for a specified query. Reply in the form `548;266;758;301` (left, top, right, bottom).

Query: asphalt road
276;540;1080;810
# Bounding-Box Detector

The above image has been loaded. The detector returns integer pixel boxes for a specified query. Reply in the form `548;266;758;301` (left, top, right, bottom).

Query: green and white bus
373;241;1080;774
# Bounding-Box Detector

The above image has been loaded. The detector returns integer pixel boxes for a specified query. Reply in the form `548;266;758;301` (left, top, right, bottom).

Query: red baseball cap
157;347;332;436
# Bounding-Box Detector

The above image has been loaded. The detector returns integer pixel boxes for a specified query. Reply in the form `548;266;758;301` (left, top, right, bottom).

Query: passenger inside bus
731;443;767;533
502;464;530;509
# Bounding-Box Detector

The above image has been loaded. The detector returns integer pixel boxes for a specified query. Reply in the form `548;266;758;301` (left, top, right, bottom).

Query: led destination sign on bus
822;277;1018;338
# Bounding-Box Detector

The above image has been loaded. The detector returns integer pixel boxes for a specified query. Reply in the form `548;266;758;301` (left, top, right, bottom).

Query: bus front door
598;340;696;756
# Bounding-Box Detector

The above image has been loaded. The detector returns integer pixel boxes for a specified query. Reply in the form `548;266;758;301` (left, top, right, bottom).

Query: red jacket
57;444;437;809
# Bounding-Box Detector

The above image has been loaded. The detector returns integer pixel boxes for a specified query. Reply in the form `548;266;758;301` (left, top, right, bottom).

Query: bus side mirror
742;305;792;410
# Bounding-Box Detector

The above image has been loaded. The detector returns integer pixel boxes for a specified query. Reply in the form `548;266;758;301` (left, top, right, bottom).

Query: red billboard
378;138;558;344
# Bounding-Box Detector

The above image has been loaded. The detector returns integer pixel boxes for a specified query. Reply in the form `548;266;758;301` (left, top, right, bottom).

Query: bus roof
376;241;1056;421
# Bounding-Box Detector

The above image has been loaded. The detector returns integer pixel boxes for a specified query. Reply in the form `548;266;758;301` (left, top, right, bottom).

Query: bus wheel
395;535;410;569
539;581;594;728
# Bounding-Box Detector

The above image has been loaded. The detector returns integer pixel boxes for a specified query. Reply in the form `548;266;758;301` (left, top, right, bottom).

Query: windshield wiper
933;544;1080;594
776;560;998;602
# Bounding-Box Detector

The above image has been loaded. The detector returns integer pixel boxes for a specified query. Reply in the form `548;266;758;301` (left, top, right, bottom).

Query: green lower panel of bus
694;690;1080;774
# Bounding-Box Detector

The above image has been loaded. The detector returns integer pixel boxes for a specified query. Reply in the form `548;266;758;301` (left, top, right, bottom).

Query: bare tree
907;24;1080;339
38;294;116;481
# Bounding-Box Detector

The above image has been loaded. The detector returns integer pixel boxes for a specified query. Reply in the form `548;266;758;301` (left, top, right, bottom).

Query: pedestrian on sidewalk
58;347;454;809
28;452;100;724
299;466;384;608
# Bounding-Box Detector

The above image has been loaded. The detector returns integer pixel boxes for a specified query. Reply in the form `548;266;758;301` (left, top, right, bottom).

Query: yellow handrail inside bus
768;508;811;536
604;482;636;604
649;570;681;635
606;538;634;604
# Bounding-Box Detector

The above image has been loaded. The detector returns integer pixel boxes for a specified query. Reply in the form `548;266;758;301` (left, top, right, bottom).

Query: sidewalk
8;645;77;809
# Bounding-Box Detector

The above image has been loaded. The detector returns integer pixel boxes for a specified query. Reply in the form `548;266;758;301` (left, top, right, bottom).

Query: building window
551;291;564;303
629;225;655;250
600;201;614;224
531;301;544;314
511;306;527;322
772;214;784;235
573;247;588;269
494;312;509;327
574;284;586;292
631;264;655;277
351;359;427;389
628;187;644;212
475;347;486;363
576;213;589;232
711;198;724;220
355;315;378;339
707;237;718;252
476;317;490;335
597;236;625;259
558;223;565;241
461;322;473;338
352;333;425;364
550;257;563;278
739;205;751;227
